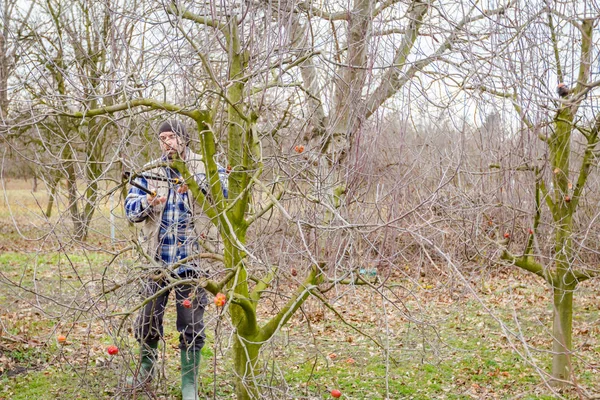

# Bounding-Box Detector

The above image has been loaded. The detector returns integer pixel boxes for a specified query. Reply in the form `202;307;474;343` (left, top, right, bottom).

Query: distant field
0;178;50;217
0;178;130;251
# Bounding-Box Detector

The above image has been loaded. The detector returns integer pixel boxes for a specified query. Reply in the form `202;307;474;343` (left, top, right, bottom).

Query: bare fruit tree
462;1;600;387
6;0;141;240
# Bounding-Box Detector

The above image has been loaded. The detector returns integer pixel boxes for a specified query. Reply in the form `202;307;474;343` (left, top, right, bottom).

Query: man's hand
177;184;188;194
148;194;167;207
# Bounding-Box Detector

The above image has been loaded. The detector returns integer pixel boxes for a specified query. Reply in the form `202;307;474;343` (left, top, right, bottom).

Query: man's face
159;131;185;158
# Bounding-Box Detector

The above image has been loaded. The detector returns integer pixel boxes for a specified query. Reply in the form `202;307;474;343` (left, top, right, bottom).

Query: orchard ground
0;179;599;399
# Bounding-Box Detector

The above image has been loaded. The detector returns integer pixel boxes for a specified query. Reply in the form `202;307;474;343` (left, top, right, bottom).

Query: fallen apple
107;345;119;356
57;335;67;344
331;389;342;398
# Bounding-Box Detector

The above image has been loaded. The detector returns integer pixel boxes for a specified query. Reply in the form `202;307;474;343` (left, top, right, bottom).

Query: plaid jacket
125;149;228;275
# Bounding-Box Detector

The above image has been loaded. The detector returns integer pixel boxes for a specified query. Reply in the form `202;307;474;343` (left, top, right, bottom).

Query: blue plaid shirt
125;158;228;275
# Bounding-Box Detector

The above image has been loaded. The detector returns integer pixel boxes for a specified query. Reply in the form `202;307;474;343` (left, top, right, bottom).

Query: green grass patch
0;365;118;400
0;214;598;400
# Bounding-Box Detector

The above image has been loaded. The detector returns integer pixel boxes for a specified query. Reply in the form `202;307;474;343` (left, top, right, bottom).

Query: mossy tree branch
572;268;600;284
204;270;237;295
166;2;227;36
258;264;325;342
547;11;563;84
524;168;544;257
171;158;218;222
569;114;600;212
500;249;554;285
249;266;278;303
571;19;594;103
230;293;258;334
66;98;199;119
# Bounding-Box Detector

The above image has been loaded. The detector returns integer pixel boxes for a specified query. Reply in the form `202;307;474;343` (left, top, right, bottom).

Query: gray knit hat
158;120;189;145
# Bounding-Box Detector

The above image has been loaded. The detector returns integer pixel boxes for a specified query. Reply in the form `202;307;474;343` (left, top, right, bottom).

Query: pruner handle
123;172;157;197
124;171;183;185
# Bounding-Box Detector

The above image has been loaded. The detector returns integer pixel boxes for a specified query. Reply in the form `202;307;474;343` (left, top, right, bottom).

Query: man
125;119;227;400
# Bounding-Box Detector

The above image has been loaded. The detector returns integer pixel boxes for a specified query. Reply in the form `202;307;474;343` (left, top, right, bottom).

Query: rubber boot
180;348;201;400
139;341;158;381
127;341;158;386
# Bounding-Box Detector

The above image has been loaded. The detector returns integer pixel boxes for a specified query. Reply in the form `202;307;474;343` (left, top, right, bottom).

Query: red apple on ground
331;389;342;398
107;345;119;355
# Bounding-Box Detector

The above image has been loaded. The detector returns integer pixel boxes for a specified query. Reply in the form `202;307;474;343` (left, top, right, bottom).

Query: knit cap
158;120;189;145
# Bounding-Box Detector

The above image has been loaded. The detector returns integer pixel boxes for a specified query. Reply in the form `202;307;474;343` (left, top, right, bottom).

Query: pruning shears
123;171;185;197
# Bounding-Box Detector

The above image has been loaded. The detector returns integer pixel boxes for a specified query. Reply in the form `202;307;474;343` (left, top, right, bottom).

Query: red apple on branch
214;292;227;307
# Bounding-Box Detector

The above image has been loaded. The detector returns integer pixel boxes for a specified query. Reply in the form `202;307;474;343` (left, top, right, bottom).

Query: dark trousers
135;277;208;351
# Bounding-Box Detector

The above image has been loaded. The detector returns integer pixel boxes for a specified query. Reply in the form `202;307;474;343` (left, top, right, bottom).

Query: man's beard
165;147;184;159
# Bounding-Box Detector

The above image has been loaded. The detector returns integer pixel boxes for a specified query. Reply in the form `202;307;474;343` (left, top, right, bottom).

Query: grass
1;180;600;399
2;266;599;399
3;364;119;400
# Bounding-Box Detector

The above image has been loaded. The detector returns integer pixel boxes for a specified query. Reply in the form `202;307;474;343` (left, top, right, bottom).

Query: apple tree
464;3;600;386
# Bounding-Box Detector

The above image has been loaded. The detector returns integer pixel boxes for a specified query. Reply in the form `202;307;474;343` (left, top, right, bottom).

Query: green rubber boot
127;341;158;386
180;348;201;400
139;341;158;381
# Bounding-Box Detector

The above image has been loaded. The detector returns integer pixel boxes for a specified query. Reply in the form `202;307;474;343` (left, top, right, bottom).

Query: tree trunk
63;147;88;241
549;212;575;385
551;282;575;384
0;29;8;120
326;0;372;165
233;334;262;400
44;176;59;218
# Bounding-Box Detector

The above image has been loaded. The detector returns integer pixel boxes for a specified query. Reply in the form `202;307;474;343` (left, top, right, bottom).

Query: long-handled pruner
123;171;186;197
124;176;156;197
123;171;157;197
123;171;184;185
